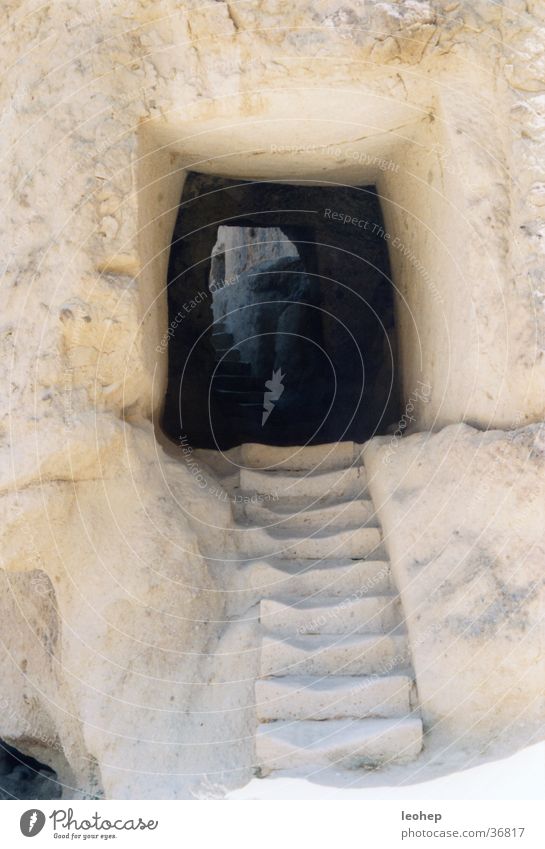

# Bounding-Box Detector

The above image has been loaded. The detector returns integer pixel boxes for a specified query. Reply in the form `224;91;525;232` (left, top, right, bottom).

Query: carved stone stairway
232;441;423;775
210;320;262;447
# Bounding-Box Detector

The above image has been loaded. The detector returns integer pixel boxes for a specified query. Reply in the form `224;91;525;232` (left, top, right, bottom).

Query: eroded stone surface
364;423;545;745
1;1;544;798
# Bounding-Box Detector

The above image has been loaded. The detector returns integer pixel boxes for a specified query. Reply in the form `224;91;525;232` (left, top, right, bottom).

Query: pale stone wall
211;226;298;291
1;0;544;797
365;423;545;748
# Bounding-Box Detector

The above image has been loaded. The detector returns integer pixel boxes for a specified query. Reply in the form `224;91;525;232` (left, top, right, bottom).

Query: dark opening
162;174;399;449
0;739;61;800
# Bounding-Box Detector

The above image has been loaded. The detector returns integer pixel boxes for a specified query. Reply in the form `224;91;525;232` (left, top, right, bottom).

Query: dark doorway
162;174;399;449
0;739;61;800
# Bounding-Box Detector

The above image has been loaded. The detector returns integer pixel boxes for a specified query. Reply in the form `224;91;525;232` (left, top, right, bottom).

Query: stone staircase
231;441;423;776
210;320;263;446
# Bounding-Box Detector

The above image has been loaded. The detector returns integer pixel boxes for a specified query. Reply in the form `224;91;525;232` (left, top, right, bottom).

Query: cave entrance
162;173;399;449
0;739;61;800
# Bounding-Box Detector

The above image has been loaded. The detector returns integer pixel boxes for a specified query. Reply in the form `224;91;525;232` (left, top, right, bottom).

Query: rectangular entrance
162;173;399;449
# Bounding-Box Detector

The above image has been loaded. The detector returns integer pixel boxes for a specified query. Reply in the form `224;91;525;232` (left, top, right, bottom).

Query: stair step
259;594;401;635
234;496;377;530
211;374;261;391
212;331;234;347
241;526;383;560
215;361;252;376
212;388;264;405
237;558;392;599
240;465;367;498
260;632;406;677
240;441;357;471
256;716;423;772
227;402;263;413
216;348;241;363
256;674;412;721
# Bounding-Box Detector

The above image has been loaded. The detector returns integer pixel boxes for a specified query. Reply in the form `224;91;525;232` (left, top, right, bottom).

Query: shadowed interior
162;173;399;448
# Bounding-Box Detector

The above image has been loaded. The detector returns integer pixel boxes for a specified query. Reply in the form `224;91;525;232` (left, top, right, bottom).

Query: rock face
210;225;299;292
364;423;545;747
1;422;235;798
211;254;321;375
1;0;544;799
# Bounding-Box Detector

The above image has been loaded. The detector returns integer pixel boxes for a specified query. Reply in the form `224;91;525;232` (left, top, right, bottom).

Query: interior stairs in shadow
210;319;263;447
